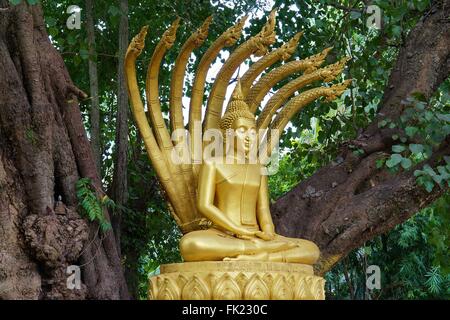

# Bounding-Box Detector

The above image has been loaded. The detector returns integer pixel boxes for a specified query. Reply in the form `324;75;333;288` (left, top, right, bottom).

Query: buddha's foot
223;252;268;261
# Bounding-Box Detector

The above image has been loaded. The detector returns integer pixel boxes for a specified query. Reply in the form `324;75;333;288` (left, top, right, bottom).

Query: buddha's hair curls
219;80;255;131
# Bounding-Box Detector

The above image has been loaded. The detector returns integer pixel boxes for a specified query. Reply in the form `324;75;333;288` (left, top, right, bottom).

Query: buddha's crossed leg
179;228;319;264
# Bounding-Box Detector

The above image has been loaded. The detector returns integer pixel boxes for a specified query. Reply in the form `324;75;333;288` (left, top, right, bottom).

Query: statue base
148;261;325;300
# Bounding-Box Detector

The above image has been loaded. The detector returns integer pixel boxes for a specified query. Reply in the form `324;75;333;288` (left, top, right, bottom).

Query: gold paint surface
161;261;314;274
149;261;324;300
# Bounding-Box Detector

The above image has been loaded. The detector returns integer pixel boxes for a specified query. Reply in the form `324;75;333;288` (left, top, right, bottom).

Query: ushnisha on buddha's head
219;80;258;161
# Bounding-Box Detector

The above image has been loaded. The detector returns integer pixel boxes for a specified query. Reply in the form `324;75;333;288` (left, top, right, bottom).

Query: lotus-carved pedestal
148;261;325;300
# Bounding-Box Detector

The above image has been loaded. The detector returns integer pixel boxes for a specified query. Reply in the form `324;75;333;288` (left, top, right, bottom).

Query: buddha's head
219;80;257;158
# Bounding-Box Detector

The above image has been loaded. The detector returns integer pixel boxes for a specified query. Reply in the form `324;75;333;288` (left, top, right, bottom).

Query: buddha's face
231;117;257;156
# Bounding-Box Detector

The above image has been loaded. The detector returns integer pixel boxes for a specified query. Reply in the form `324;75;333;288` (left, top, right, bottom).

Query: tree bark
111;0;129;260
272;0;450;274
85;0;101;175
0;1;129;299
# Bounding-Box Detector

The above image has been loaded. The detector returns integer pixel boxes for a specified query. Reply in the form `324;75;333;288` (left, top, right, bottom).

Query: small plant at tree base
76;177;111;232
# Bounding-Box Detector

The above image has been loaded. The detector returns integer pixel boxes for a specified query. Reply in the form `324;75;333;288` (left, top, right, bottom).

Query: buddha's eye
249;129;257;136
237;127;246;134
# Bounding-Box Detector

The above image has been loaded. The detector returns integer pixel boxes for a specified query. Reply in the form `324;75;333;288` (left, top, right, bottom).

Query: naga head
161;18;181;49
320;56;351;82
303;47;333;74
223;15;248;46
277;31;303;61
253;9;277;56
325;79;353;101
193;16;213;47
127;25;148;57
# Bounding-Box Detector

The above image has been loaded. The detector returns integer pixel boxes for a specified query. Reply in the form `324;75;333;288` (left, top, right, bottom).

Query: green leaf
415;0;429;11
48;27;59;37
405;126;418;137
9;0;22;5
378;120;388;128
26;0;38;4
436;113;450;122
350;11;361;20
108;5;121;17
414;169;424;177
386;154;403;168
443;125;450;135
424;180;434;193
376;67;385;75
411;91;427;102
392;145;405;153
79;49;89;60
414;101;426;110
100;221;112;232
67;34;77;46
423;144;433;157
392;25;402;37
423;164;437;177
376;158;385;169
401;157;412;169
409;144;424;155
436;166;450;179
425;111;434;121
352;149;364;157
76;177;111;234
46;17;57;27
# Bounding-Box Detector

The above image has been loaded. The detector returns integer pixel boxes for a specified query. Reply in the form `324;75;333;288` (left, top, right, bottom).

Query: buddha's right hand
254;231;275;241
234;228;257;240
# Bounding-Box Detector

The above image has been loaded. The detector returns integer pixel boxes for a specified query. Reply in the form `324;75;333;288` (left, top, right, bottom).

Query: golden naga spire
240;31;303;97
125;11;351;234
189;15;247;138
203;9;277;131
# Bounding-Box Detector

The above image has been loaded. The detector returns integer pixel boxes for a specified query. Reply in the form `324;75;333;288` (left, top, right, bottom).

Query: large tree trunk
85;0;101;175
0;2;129;299
111;0;129;262
272;0;450;274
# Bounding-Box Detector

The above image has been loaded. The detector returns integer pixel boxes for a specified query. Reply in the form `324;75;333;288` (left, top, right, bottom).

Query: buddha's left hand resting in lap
180;81;320;264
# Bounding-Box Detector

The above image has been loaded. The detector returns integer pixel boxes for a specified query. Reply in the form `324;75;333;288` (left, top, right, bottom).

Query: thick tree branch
272;0;450;274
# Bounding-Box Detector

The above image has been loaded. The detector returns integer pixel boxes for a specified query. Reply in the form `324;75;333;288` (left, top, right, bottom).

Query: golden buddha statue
180;81;320;264
125;10;351;299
